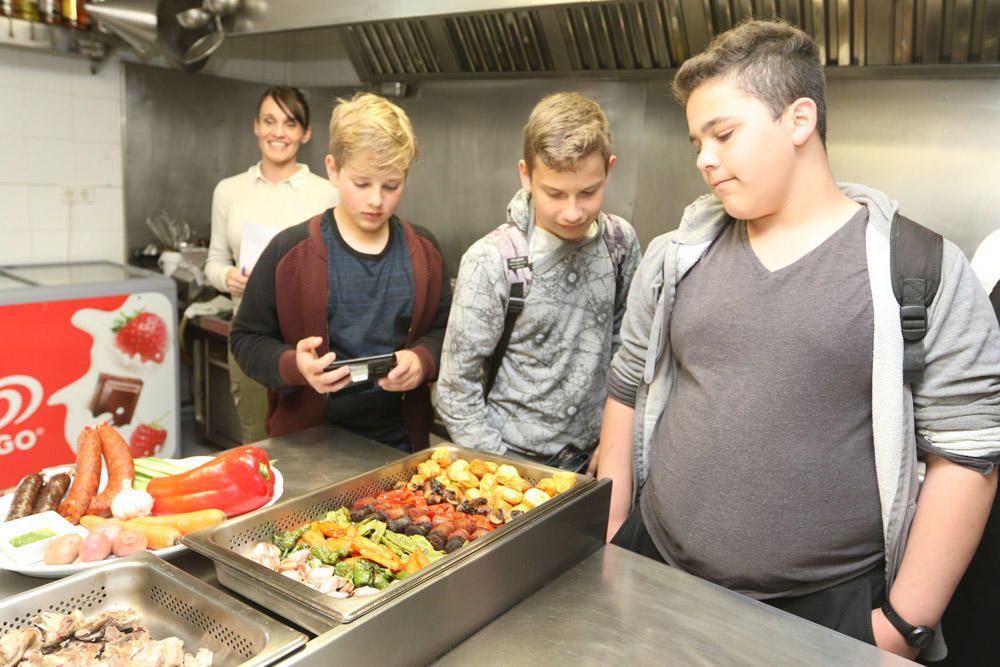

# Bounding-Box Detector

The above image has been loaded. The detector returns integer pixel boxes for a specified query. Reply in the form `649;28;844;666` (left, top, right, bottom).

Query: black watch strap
881;598;935;649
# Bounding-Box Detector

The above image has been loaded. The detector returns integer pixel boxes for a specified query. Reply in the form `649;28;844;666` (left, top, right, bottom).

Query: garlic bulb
111;479;154;520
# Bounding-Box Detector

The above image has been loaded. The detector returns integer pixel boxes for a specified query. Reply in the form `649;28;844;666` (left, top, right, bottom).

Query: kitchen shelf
0;15;112;72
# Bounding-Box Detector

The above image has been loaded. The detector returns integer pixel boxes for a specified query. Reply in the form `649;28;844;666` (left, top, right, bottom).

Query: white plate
0;455;283;578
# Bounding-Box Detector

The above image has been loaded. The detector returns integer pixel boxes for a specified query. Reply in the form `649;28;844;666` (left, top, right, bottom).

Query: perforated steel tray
0;550;306;666
184;445;596;633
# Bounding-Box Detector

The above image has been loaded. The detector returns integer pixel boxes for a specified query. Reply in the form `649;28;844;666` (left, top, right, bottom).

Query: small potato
498;486;523;506
447;459;470;479
507;476;532;493
80;532;112;562
431;448;451;466
112;529;148;557
523;488;552;509
44;534;83;565
468;460;490;478
479;473;497;493
495;464;520;487
536;479;558;496
417;460;441;478
552;471;578;493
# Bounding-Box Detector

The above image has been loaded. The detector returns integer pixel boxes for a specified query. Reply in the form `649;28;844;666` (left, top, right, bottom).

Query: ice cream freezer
0;261;180;489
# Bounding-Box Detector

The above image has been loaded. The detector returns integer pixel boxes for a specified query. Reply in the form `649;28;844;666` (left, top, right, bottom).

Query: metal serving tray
183;445;598;633
0;551;306;667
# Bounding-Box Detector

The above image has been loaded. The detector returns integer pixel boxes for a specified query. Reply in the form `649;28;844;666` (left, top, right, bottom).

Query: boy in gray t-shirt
598;20;1000;662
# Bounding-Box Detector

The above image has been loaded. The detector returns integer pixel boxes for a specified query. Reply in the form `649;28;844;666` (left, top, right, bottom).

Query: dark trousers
611;506;885;646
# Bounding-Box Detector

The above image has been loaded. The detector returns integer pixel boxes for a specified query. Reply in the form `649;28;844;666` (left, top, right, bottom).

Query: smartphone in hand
324;352;398;384
545;444;592;473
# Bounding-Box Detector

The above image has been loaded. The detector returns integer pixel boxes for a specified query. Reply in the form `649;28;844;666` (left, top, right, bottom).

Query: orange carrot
127;509;225;535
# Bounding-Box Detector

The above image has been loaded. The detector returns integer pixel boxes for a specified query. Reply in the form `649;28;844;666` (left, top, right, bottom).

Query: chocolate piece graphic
88;373;144;426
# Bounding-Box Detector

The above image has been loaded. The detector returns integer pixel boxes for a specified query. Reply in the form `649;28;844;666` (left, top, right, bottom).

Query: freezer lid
1;261;158;287
0;271;33;289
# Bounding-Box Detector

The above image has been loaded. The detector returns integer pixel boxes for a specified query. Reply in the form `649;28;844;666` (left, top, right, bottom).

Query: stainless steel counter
436;544;915;666
0;425;915;665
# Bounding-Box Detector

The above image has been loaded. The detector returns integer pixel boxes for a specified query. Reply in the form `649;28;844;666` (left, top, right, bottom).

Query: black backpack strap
484;282;525;398
890;213;943;385
990;280;1000;326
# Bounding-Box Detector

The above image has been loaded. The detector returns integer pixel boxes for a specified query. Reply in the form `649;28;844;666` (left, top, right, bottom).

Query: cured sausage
86;424;135;517
31;473;71;514
57;427;102;525
5;474;43;521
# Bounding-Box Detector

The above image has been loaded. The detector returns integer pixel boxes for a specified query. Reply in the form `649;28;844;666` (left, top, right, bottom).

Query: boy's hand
378;349;424;392
295;336;352;394
227;267;249;297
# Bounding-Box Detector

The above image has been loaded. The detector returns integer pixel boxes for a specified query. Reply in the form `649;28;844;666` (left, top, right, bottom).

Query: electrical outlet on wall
61;187;95;205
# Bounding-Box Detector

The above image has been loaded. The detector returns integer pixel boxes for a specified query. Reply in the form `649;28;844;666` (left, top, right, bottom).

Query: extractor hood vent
445;11;552;73
238;1;1000;81
346;20;442;77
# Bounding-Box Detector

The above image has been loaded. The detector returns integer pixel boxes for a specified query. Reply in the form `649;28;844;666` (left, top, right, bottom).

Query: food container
0;550;307;667
184;445;606;634
0;511;86;564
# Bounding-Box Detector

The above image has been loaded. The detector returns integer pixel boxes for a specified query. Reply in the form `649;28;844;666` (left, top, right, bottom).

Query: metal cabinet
189;315;242;449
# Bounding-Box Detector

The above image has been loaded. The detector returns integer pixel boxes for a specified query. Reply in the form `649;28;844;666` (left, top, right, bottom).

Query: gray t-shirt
641;207;883;600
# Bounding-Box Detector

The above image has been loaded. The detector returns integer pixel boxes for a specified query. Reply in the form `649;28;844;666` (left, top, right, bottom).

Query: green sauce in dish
9;528;56;548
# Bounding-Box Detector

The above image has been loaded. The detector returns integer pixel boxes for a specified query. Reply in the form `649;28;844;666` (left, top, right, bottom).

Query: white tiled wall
0;48;125;265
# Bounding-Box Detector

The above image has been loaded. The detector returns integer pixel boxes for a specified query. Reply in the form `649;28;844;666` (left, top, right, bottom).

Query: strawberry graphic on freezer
0;264;180;488
46;292;179;459
113;311;169;364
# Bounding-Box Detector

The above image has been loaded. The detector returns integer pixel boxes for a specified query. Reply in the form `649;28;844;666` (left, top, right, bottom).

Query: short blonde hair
328;92;417;173
523;92;611;173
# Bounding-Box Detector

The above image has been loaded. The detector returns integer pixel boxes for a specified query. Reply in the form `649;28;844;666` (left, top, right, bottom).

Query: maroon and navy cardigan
230;213;451;451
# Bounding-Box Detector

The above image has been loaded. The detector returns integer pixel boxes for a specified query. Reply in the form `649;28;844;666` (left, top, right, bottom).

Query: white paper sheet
238;221;279;276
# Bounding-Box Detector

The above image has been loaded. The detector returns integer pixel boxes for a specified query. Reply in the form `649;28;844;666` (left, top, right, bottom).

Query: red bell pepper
147;446;275;517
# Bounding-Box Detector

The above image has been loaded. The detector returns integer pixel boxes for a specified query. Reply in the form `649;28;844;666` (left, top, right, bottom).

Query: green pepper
310;545;344;565
334;561;353;579
353;560;373;587
372;572;392;589
273;527;307;558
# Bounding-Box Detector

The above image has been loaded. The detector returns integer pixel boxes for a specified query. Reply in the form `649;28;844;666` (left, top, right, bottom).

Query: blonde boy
434;92;641;460
232;93;451;451
599;20;1000;660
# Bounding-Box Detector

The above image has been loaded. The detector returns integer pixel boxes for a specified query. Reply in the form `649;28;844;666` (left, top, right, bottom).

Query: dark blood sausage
5;474;43;521
31;473;71;515
58;427;103;525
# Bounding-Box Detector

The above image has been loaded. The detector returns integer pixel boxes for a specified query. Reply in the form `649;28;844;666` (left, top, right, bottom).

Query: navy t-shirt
321;210;414;447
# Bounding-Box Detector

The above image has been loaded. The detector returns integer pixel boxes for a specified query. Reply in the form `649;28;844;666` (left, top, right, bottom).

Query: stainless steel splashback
233;1;1000;80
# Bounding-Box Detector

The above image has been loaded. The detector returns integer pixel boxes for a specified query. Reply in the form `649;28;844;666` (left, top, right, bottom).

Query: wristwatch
881;598;935;649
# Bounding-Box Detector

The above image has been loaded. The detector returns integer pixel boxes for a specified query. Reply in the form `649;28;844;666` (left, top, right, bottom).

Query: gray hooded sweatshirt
607;183;1000;660
435;189;641;458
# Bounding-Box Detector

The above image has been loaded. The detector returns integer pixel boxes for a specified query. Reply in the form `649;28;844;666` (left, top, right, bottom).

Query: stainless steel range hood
231;0;1000;80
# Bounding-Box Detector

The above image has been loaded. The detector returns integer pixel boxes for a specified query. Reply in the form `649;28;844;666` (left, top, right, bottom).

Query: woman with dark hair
206;86;339;444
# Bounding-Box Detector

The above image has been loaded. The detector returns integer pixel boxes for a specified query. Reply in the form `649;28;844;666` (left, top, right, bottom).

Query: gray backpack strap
483;223;532;398
990;280;1000;326
890;213;943;385
602;215;628;296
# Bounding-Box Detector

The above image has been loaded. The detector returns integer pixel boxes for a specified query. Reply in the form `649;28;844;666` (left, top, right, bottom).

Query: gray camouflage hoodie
434;189;641;458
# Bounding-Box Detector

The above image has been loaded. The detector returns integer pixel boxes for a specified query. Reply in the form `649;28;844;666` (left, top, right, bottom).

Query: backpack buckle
900;304;927;341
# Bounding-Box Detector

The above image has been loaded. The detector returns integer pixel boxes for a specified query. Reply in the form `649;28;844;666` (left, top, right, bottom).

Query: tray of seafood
0;550;306;666
183;445;595;633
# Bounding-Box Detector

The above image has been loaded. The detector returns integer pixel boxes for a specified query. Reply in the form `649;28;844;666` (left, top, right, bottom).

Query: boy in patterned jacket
433;92;641;460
